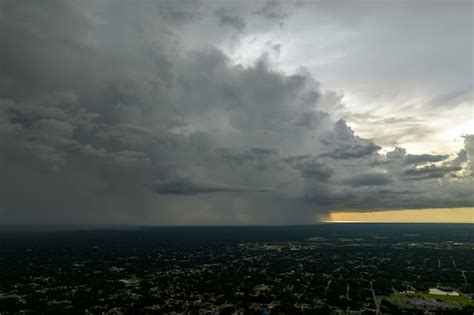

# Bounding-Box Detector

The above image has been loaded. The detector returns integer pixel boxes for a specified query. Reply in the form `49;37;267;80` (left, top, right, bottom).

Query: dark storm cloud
150;177;270;195
156;0;201;24
294;111;329;129
214;8;246;31
217;147;279;167
282;154;312;164
463;135;474;175
253;0;289;26
0;0;472;225
320;142;380;160
320;120;381;160
386;146;407;160
404;154;449;165
0;0;330;224
292;159;334;182
451;149;467;167
403;165;462;180
342;173;392;187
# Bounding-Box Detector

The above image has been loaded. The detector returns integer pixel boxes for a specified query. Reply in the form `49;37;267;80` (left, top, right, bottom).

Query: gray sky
0;0;472;225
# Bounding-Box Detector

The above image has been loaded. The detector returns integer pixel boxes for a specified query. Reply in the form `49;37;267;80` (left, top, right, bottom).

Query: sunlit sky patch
323;208;474;223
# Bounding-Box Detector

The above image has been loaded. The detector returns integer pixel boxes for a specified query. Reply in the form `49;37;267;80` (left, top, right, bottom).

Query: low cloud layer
0;0;472;225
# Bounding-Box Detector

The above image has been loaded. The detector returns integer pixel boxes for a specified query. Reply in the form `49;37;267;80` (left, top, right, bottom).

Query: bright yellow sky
323;207;474;223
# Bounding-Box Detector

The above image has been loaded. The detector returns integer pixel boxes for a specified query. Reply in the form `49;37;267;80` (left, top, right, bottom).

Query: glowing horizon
323;207;474;223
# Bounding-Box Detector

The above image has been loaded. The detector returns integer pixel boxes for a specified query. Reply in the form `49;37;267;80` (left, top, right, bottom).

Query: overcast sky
0;0;472;225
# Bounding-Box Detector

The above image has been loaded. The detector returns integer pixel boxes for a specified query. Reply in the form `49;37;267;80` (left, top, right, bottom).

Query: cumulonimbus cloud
0;0;472;225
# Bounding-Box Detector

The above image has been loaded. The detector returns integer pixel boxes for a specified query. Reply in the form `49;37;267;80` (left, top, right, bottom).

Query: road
324;279;332;297
370;281;380;315
461;270;468;285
